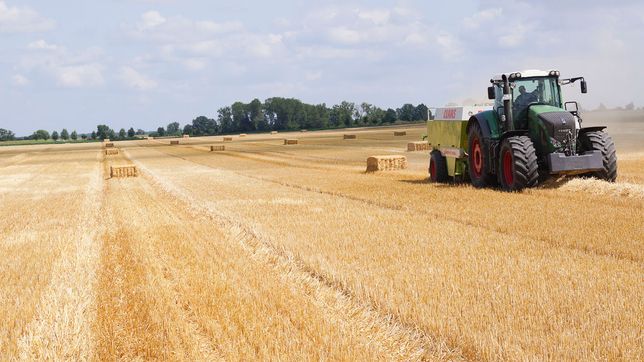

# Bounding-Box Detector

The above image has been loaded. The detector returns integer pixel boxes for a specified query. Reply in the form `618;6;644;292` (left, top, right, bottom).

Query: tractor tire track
124;147;465;361
138;144;643;263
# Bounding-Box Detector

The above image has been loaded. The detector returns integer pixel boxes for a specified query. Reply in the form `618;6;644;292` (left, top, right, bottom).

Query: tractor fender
499;130;529;142
579;126;606;134
466;113;492;139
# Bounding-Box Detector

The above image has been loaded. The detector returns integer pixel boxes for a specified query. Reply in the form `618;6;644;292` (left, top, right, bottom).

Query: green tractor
428;69;617;191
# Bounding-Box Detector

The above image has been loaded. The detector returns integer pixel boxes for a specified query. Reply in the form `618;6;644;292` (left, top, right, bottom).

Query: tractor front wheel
467;123;495;188
578;131;617;182
429;150;449;183
498;136;539;191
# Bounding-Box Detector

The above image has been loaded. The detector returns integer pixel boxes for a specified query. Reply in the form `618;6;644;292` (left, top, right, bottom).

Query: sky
1;0;643;136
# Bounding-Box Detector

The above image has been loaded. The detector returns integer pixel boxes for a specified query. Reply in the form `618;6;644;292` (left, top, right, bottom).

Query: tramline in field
428;69;618;191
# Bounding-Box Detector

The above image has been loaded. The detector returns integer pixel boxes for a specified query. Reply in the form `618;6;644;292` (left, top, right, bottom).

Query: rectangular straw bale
394;131;407;136
104;142;114;148
183;134;190;138
104;149;119;155
344;134;357;140
223;137;233;142
110;166;138;178
407;141;430;152
300;129;308;132
271;131;278;135
284;139;298;145
147;136;154;140
210;145;225;151
239;133;247;137
170;140;180;145
366;155;408;172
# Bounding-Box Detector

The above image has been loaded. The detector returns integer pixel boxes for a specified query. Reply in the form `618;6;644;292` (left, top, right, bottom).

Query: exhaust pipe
502;74;514;131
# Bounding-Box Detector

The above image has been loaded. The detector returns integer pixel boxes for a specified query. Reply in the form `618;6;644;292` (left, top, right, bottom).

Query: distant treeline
153;98;430;137
1;98;430;142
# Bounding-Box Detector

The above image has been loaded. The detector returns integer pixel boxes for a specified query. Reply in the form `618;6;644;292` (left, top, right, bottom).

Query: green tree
167;122;181;135
96;125;112;140
127;127;135;138
91;131;97;140
157;127;166;137
51;131;59;141
71;130;78;140
136;129;145;135
118;128;126;139
183;124;194;136
61;128;69;140
191;116;217;136
0;128;15;141
384;108;397;123
397;104;415;122
31;130;50;140
217;107;234;133
248;98;265;131
414;104;429;121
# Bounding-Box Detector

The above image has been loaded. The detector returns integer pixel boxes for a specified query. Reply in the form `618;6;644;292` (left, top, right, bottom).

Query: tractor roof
491;69;559;82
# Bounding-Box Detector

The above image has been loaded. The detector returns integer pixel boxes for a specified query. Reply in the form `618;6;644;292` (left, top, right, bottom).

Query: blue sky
1;0;643;135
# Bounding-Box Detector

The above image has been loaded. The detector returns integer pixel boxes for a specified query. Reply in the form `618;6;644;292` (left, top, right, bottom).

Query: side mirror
580;79;587;94
565;101;579;114
487;86;495;100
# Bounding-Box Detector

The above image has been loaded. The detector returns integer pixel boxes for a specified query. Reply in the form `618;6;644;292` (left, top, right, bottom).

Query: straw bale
104;149;119;155
110;166;138;178
366;155;408;172
284;139;298;145
223;137;233;142
210;145;226;151
394;131;407;136
344;134;357;140
170;140;180;145
407;142;430;152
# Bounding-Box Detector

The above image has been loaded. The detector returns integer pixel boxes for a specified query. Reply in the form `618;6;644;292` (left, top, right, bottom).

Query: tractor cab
488;70;573;130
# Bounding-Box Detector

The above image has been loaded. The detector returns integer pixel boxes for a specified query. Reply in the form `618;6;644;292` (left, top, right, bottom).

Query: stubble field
1;111;642;361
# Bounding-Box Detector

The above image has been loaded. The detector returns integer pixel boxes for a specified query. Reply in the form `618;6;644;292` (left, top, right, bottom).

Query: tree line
1;98;430;142
153;98;430;137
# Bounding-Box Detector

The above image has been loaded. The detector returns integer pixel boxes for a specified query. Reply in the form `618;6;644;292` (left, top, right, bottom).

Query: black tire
578;131;617;182
467;123;495;187
498;136;539;191
429;150;449;183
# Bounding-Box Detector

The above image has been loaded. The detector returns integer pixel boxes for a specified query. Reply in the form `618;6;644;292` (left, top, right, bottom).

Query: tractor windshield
512;77;561;117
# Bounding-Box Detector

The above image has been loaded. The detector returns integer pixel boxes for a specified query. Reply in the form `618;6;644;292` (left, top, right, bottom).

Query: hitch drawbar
548;151;603;174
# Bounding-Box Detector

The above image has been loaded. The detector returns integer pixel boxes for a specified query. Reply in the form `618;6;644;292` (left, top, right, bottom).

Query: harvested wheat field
1;114;643;361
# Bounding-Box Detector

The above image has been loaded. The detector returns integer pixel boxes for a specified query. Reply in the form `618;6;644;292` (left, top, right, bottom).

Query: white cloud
120;66;157;90
12;74;29;86
139;10;166;29
56;64;104;87
464;8;502;29
28;39;58;51
357;9;390;25
328;26;362;44
0;1;54;33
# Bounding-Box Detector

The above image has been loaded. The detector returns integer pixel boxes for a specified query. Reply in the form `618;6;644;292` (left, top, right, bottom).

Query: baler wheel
578;131;617;182
429;150;449;183
467;123;496;187
498;136;539;191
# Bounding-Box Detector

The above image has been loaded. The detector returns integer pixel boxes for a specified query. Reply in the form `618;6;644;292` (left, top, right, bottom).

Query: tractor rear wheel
578;131;617;182
429;150;449;183
498;136;539;191
467;123;495;187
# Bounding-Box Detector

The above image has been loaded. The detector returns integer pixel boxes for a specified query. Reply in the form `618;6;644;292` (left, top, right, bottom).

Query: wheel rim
503;149;514;186
430;158;436;181
472;138;483;177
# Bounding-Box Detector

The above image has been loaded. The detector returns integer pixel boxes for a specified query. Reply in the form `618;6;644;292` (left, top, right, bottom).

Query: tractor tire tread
581;131;617;182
